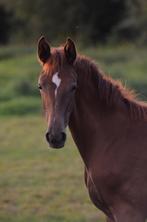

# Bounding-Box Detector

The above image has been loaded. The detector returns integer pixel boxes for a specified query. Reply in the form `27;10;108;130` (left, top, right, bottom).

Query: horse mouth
49;141;65;149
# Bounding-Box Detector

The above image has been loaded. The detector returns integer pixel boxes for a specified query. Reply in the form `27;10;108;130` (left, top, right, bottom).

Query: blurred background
0;0;147;222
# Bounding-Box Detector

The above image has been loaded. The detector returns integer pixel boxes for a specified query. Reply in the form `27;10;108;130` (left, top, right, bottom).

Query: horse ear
64;38;76;64
37;36;50;64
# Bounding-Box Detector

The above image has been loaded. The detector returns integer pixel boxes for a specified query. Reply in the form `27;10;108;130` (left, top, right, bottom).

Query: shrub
0;97;41;115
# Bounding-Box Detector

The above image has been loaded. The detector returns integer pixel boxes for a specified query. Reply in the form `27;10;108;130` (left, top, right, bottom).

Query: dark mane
74;55;147;120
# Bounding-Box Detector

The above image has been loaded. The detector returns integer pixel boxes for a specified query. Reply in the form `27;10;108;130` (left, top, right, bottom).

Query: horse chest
84;168;113;217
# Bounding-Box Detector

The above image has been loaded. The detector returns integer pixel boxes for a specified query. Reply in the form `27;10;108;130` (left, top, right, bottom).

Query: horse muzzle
45;131;66;148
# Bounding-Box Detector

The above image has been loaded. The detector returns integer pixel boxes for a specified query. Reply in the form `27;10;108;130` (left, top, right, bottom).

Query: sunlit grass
0;116;105;222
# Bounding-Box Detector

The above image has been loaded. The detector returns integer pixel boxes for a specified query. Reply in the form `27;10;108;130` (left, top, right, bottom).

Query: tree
1;0;147;44
0;4;12;44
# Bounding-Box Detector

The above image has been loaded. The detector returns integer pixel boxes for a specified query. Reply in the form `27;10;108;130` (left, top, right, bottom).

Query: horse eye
71;84;77;92
38;84;42;90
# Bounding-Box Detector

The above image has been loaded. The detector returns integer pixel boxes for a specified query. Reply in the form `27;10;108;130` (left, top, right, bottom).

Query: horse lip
48;141;65;149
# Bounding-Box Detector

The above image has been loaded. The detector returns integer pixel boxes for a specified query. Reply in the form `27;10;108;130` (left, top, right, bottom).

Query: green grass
0;45;40;110
83;45;147;99
0;97;41;115
0;116;105;222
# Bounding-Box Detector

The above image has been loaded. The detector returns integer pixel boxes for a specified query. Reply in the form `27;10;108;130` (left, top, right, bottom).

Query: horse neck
69;57;128;165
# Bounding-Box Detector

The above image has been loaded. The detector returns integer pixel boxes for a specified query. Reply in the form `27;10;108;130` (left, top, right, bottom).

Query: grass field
0;116;104;222
0;43;147;221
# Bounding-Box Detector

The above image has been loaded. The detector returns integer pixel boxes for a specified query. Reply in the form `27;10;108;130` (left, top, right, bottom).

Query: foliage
1;0;147;44
0;97;41;115
113;0;147;43
0;5;13;44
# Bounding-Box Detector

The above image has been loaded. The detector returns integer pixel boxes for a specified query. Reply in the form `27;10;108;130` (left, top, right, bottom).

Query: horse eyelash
38;84;42;90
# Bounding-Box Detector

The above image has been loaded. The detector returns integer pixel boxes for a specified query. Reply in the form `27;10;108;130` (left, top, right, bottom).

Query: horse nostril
61;132;66;142
45;131;66;147
45;132;50;143
45;131;57;144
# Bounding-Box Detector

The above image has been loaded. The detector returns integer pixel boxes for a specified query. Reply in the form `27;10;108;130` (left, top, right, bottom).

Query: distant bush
14;79;38;97
0;5;13;44
3;0;146;44
0;79;39;102
0;97;41;115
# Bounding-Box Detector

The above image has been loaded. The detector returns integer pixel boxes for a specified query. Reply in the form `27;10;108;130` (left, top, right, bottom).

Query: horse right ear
64;38;76;64
37;36;50;64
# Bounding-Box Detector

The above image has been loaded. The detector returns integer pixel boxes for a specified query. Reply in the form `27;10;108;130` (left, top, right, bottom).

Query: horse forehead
52;72;61;88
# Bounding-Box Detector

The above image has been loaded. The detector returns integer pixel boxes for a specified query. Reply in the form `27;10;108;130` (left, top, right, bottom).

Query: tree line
1;0;147;45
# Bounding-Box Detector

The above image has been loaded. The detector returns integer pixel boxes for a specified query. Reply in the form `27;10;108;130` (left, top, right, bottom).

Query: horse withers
37;36;147;222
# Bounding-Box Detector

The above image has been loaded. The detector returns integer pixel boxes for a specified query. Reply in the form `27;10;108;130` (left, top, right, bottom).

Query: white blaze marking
52;72;61;97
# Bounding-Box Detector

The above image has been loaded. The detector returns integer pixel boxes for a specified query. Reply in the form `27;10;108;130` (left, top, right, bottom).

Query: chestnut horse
37;36;147;222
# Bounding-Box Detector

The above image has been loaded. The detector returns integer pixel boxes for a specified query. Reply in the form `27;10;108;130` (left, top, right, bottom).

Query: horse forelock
43;48;64;74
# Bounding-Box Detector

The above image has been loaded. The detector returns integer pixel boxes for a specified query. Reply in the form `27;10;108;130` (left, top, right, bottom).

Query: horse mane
74;55;147;120
46;48;147;120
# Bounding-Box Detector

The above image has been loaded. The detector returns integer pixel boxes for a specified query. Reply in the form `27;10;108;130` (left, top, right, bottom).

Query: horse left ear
37;36;51;64
64;38;76;64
